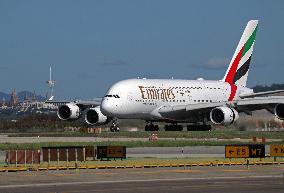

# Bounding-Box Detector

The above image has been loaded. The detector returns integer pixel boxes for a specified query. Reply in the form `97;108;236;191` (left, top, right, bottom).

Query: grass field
0;139;283;150
7;130;284;139
2;157;284;168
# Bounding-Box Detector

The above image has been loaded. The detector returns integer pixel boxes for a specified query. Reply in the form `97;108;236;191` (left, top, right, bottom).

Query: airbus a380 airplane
57;20;284;132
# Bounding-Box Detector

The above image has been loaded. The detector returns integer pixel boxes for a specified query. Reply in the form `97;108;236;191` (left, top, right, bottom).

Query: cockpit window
104;94;120;98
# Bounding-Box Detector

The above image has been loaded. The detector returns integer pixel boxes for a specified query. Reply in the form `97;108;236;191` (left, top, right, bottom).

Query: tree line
253;83;284;92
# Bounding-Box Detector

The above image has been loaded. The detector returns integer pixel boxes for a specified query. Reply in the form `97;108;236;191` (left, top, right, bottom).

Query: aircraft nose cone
101;99;113;117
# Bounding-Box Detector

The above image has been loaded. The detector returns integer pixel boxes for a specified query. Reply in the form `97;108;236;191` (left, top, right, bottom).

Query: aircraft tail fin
223;20;258;88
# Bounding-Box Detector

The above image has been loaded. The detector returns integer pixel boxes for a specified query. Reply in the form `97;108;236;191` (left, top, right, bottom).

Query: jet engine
210;106;239;125
274;103;284;120
85;106;109;125
57;103;81;120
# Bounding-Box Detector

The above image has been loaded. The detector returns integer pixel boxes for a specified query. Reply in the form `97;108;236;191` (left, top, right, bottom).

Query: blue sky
0;0;283;99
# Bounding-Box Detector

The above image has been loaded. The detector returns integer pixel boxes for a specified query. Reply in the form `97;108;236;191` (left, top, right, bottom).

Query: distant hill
0;91;46;102
0;92;10;101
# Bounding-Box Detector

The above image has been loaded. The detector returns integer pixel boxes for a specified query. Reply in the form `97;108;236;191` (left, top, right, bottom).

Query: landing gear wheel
164;124;183;131
145;125;149;131
110;120;120;132
145;123;159;131
154;125;159;131
187;125;211;131
110;125;120;132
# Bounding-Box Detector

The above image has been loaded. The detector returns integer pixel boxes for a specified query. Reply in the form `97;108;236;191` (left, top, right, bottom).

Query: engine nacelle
210;106;239;125
274;103;284;120
85;106;109;125
57;103;81;120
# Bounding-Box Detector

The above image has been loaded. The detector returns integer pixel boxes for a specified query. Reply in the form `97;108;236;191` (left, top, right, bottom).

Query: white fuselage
100;78;252;122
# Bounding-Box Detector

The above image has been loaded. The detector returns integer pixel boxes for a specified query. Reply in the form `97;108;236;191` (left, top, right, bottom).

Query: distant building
23;92;30;104
0;89;59;115
32;91;37;103
10;90;19;107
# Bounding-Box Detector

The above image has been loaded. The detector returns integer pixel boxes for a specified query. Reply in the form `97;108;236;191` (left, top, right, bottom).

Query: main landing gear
110;120;120;132
187;124;211;131
164;124;183;131
144;123;211;131
145;123;159;131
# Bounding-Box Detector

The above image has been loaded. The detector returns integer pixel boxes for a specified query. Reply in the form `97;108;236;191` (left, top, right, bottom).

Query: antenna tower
46;66;55;100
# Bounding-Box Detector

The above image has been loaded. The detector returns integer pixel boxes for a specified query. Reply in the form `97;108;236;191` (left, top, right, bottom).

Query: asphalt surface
127;146;225;158
0;165;283;193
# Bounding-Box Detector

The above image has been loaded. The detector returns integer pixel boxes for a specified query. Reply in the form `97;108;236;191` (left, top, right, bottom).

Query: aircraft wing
74;99;102;106
156;96;284;121
236;96;284;112
45;98;102;109
159;102;226;113
239;90;284;98
157;102;226;121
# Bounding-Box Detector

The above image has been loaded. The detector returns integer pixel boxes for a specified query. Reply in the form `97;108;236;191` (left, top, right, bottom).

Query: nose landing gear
110;120;120;132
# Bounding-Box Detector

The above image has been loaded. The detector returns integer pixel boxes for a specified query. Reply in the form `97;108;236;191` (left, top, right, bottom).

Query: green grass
1;139;283;150
2;157;284;168
7;130;284;139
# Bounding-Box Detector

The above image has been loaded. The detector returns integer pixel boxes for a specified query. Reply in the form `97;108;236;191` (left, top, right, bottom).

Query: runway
0;176;281;193
0;165;283;193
